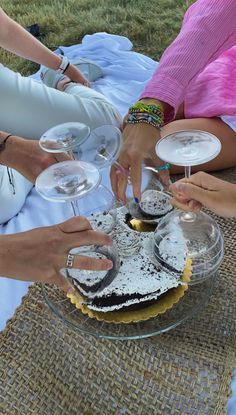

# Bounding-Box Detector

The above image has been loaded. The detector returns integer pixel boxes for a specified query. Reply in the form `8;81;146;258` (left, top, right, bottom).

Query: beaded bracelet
129;102;164;118
127;112;163;128
127;102;164;128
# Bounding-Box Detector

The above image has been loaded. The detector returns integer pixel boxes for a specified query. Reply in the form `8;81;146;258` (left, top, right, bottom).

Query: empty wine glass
126;166;173;224
38;122;123;217
35;160;102;215
75;124;123;170
39;122;91;158
152;130;224;285
156;130;221;222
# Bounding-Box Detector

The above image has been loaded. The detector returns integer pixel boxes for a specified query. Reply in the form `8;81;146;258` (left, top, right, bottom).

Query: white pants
0;65;121;224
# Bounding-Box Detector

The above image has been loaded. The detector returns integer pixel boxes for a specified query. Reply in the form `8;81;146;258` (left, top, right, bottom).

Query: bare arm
0;8;61;70
0;8;88;83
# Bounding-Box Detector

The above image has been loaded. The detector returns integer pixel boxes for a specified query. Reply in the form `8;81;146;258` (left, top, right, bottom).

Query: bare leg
160;117;236;174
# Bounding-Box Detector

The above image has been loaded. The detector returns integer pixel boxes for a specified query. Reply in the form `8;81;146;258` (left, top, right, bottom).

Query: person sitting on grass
111;0;236;204
0;7;121;224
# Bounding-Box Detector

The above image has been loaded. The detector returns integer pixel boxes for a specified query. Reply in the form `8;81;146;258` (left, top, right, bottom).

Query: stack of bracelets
127;101;164;128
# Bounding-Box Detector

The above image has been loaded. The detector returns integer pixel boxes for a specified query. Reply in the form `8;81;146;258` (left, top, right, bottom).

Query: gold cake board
1;169;236;414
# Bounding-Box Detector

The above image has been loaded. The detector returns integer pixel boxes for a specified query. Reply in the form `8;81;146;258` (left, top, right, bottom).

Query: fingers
110;160;131;204
67;253;113;271
110;165;119;197
52;274;75;293
58;216;92;233
59;221;113;251
171;181;209;205
54;152;73;162
130;160;142;201
159;169;170;189
66;229;112;249
171;197;202;212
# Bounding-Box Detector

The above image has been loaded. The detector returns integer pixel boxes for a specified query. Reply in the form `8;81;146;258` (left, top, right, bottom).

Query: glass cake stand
41;275;215;340
40;129;217;340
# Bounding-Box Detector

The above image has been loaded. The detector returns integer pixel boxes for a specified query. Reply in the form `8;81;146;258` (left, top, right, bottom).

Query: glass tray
41;275;215;340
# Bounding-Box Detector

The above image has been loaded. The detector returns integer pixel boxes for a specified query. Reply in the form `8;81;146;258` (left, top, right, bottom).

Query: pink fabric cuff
140;75;185;123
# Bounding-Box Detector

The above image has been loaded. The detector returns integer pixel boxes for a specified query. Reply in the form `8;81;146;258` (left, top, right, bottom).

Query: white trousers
0;65;121;224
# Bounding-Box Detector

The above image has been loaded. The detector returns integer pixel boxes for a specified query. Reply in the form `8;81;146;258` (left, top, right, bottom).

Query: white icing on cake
68;207;187;312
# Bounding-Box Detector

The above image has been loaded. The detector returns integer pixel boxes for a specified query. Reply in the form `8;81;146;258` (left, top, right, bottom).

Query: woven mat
1;169;236;415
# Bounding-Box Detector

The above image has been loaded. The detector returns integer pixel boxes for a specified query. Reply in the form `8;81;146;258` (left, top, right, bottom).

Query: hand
110;123;164;204
170;171;236;218
0;217;113;292
64;63;91;87
4;136;72;183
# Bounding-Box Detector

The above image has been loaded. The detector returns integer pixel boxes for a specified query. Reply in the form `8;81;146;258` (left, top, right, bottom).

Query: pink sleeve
140;0;236;121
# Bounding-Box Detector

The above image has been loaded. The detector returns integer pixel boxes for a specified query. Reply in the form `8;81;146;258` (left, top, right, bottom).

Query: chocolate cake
67;207;187;314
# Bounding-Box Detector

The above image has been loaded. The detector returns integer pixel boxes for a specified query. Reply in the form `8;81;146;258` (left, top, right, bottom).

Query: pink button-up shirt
140;0;236;121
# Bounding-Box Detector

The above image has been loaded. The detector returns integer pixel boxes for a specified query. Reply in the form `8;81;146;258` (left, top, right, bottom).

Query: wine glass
126;166;173;224
35;160;102;216
74;124;123;170
39;122;91;158
153;130;224;285
155;130;221;222
39;122;123;170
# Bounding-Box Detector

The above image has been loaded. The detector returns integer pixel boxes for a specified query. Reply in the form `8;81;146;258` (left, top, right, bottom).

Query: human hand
4;136;72;183
64;63;91;87
110;123;166;204
0;216;113;292
170;171;236;218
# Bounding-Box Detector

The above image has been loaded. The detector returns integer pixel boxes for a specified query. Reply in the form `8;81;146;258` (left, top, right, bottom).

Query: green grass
0;0;194;75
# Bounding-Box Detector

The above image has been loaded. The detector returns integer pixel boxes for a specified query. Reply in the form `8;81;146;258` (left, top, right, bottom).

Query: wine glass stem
70;200;80;217
185;165;191;179
181;165;196;222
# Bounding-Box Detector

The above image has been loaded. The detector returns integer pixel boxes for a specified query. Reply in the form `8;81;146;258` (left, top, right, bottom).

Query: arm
141;0;236;120
0;8;88;84
0;217;113;291
170;172;236;218
0;132;71;183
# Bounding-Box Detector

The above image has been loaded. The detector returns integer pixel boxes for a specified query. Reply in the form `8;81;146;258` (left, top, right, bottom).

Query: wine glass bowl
39;122;91;153
75;124;123;169
35;160;101;202
152;209;224;285
156;130;222;167
126;168;173;224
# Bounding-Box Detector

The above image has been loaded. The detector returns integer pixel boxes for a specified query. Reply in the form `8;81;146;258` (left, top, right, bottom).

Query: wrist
139;98;170;112
0;234;14;277
0;134;23;168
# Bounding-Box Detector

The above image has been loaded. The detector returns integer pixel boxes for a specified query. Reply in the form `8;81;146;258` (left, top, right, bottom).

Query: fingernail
134;197;139;203
106;260;114;269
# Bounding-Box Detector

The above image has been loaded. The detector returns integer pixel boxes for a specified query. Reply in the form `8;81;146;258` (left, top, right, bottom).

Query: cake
66;207;191;323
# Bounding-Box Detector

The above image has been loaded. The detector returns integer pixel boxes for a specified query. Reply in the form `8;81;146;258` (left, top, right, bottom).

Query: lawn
0;0;194;74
